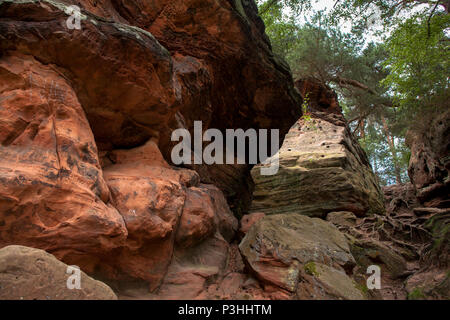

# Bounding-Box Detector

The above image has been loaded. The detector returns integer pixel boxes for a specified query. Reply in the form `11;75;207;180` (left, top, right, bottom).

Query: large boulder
251;78;385;218
0;54;128;262
0;0;296;293
239;214;357;295
96;141;238;290
297;262;365;300
34;0;302;213
0;245;117;300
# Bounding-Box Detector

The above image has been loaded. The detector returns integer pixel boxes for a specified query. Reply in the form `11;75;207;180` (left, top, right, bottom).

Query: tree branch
427;1;440;38
259;0;279;15
331;76;377;94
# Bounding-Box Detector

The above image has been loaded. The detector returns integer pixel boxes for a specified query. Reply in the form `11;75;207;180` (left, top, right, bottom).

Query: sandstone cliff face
405;110;449;261
251;78;385;218
406;109;449;208
1;0;446;301
52;0;302;214
0;0;301;212
0;0;300;294
402;109;450;297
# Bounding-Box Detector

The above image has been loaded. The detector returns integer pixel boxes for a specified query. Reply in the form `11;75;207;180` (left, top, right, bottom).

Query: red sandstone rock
42;0;301;213
0;54;127;267
1;0;294;295
101;141;185;288
88;0;302;212
155;233;230;299
239;212;265;236
0;1;178;151
176;187;216;248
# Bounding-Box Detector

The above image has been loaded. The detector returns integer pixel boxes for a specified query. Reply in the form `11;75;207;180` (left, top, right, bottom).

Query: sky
280;0;374;42
300;0;444;39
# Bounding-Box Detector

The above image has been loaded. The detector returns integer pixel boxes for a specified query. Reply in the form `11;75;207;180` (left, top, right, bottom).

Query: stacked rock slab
251;78;385;218
240;78;387;299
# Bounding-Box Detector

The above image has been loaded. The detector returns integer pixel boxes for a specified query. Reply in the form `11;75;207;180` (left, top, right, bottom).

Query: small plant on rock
301;93;317;130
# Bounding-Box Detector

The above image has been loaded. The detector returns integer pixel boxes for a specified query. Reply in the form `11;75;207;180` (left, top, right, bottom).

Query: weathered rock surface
297;262;365;300
0;0;301;213
251;78;385;218
48;0;302;213
0;1;178;150
405;109;449;264
0;245;117;300
401;109;449;300
100;141;187;288
406;109;450;208
1;0;446;302
0;54;128;262
0;0;297;296
405;268;450;300
152;232;230;300
239;214;358;296
326;211;357;227
239;212;265;237
98;141;238;290
242;79;439;300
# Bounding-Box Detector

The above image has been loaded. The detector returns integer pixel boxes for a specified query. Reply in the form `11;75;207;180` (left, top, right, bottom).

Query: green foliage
354;282;369;295
300;92;319;131
255;0;449;185
304;261;319;276
301;92;313;124
382;13;450;114
360;132;410;185
408;287;426;300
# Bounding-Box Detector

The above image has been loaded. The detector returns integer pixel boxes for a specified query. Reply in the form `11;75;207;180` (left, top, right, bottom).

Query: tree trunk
359;118;365;139
381;116;403;184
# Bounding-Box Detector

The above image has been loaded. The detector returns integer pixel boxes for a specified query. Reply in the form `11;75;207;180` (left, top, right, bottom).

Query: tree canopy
256;0;449;185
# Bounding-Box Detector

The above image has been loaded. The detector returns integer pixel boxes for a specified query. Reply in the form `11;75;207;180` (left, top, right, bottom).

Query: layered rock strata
251;78;385;218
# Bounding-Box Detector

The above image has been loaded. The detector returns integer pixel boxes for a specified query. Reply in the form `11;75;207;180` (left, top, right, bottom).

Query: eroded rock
0;0;291;295
251;79;384;218
0;54;128;267
0;245;117;300
297;262;365;300
239;214;355;293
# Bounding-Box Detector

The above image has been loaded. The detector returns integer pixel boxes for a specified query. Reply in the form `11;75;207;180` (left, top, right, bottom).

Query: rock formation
0;0;299;294
395;108;450;299
406;109;449;265
239;78;448;300
251;78;385;218
0;0;447;301
406;109;449;208
0;245;117;300
239;214;364;299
